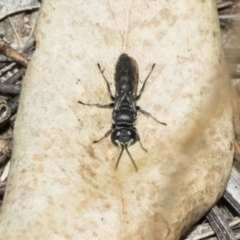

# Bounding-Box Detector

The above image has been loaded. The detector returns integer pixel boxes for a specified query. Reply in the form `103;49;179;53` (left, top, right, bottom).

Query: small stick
0;39;28;67
0;83;21;95
206;205;237;240
8;95;20;114
8;16;22;45
5;68;26;84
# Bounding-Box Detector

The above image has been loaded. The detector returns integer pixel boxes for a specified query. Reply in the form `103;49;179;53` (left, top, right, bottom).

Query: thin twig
8;17;22;45
206;205;237;240
0;83;21;95
7;95;19;114
5;68;26;84
0;39;28;67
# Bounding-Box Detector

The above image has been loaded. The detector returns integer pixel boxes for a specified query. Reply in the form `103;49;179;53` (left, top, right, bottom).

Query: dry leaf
0;0;40;20
0;0;234;239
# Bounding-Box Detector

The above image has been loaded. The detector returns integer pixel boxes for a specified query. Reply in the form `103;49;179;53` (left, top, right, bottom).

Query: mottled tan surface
0;0;234;239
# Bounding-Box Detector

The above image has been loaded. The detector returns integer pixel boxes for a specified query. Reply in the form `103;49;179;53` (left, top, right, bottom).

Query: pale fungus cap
0;1;234;240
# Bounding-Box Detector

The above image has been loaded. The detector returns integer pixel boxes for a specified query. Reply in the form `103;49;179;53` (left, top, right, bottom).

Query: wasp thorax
111;128;137;146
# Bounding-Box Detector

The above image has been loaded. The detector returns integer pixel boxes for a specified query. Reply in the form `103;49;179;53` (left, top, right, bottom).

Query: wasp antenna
115;145;124;170
125;146;138;172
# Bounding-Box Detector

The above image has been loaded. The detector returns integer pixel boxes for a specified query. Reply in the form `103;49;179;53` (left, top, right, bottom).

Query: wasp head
111;128;137;147
111;128;138;171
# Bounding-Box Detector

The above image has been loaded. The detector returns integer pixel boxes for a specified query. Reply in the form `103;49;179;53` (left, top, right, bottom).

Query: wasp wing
114;54;139;97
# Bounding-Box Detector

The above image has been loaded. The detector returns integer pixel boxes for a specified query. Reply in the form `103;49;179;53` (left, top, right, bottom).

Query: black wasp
79;54;166;172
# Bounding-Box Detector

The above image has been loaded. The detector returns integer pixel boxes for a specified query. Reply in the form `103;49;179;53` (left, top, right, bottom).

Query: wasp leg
136;63;155;101
93;127;113;143
137;106;167;126
97;63;115;101
135;130;147;152
78;101;114;108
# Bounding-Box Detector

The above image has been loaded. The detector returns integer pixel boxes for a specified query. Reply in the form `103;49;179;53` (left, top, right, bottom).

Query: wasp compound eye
111;128;137;147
